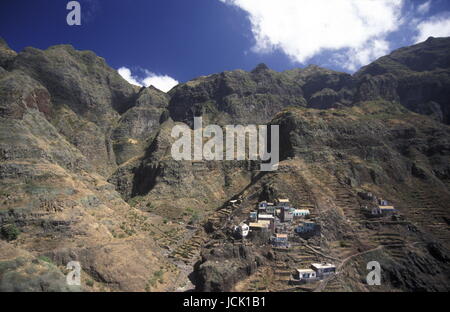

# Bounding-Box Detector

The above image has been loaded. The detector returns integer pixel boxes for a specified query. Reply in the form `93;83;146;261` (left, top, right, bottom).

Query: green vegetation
144;202;155;212
146;269;165;291
128;195;145;207
119;222;136;236
38;256;54;265
183;208;201;225
339;240;351;248
1;224;20;241
189;211;200;225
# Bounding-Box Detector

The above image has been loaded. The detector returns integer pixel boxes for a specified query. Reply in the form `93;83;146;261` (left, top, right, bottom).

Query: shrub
339;240;351;248
189;212;200;225
38;256;53;265
1;224;20;241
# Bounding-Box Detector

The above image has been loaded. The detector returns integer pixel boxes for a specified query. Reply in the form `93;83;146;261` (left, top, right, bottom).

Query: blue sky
1;0;450;92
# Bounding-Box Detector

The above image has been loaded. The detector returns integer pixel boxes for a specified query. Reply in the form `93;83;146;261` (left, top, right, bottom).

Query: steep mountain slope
0;59;179;292
194;102;450;292
356;36;450;124
0;37;449;292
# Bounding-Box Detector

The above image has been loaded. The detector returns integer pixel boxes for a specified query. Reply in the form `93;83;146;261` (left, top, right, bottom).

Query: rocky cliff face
0;42;180;291
167;63;306;126
273;101;450;184
6;44;139;176
356;37;450;124
0;38;17;69
0;37;449;292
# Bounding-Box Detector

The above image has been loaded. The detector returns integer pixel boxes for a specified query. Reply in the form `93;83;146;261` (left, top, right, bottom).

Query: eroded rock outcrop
196;243;267;292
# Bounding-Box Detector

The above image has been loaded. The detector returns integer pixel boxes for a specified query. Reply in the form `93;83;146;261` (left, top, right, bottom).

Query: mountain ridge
0;37;449;292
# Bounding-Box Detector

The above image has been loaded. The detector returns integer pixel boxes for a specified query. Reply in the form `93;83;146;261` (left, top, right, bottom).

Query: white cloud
220;0;404;71
118;67;142;86
417;1;431;15
118;67;179;92
142;71;179;93
414;16;450;43
344;39;391;71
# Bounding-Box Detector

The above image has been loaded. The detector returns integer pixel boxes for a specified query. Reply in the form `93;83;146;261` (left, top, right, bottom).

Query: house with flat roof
292;263;336;284
295;221;317;233
258;201;274;209
310;263;336;277
296;269;317;281
265;203;276;215
293;209;310;218
271;233;289;248
258;215;275;232
249;220;270;231
281;207;293;223
276;198;290;208
258;214;274;220
295;221;320;238
371;205;396;216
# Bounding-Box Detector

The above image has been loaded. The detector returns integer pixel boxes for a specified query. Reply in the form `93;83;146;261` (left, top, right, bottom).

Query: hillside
0;37;449;292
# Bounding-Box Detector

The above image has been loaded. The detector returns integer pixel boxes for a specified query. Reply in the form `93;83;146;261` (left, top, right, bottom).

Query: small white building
236;223;249;238
311;263;336;277
293;209;310;218
258;214;275;221
371;205;396;216
296;269;317;281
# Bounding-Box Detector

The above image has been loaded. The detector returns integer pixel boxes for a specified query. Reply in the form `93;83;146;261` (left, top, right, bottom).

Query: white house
310;263;336;277
371;205;396;216
235;223;249;238
293;209;310;218
258;214;274;221
296;269;317;281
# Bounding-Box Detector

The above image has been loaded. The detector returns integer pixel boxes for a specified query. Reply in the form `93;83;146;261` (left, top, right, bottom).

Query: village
165;178;403;291
231;194;398;285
